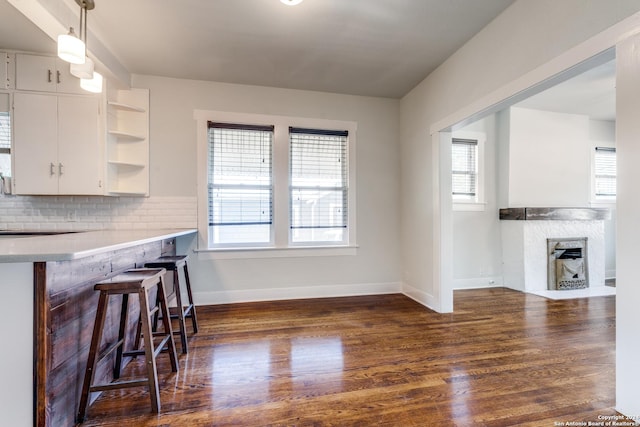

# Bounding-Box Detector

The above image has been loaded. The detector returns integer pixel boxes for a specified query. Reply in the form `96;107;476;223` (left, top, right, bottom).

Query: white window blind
208;122;273;245
0;109;11;177
289;127;348;243
0;112;9;152
594;147;616;197
452;138;478;198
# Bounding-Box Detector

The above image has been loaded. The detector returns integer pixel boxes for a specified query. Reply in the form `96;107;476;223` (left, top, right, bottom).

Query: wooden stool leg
183;262;198;334
133;317;142;356
138;286;161;413
77;291;109;423
157;275;179;372
113;294;130;379
172;268;188;354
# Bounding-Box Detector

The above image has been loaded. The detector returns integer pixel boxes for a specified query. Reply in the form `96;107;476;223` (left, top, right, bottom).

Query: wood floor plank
78;288;630;426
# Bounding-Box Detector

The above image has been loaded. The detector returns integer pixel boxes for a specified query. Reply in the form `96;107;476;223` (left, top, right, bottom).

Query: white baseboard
193;281;402;305
401;282;439;312
453;276;504;290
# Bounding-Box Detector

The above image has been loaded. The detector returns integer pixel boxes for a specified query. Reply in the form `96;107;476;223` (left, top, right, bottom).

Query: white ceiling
1;0;516;98
0;1;55;53
515;59;616;121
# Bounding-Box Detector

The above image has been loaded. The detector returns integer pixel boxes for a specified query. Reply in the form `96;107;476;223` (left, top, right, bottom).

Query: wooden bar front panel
34;238;176;427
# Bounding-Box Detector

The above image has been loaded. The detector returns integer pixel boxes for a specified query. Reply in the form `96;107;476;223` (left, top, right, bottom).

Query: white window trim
194;109;357;258
451;130;486;212
591;143;616;203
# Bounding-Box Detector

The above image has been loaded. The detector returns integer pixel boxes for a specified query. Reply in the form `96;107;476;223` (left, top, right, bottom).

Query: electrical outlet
66;211;77;222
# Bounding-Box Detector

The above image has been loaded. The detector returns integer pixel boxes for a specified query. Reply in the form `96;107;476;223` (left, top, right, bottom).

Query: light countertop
0;229;197;262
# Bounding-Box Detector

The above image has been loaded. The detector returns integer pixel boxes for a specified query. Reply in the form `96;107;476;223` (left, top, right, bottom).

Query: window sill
453;202;486;212
590;199;616;207
195;245;358;259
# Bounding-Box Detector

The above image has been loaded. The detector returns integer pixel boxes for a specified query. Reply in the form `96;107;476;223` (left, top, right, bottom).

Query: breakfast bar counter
0;228;197;262
0;228;197;427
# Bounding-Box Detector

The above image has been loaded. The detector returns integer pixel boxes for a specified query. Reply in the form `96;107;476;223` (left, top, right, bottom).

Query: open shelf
107;160;146;168
108;130;146;141
107;101;146;113
105;88;149;197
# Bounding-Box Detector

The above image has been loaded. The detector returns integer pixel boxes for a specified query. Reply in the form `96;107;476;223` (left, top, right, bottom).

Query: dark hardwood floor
79;287;625;426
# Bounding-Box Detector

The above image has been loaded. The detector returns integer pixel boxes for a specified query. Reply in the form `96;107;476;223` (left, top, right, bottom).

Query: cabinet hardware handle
50;162;56;176
59;163;64;175
48;69;52;83
57;70;61;84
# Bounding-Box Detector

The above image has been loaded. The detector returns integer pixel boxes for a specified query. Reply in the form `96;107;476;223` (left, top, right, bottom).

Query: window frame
451;131;485;212
206;122;275;248
0;92;11;179
289;127;349;246
195;110;357;258
592;145;616;203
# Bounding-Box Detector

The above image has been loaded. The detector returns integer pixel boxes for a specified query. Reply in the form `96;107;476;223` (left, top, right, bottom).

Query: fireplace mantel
499;207;610;221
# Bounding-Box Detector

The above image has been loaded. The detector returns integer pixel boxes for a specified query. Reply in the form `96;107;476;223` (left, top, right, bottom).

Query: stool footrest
90;379;150;392
95;338;125;365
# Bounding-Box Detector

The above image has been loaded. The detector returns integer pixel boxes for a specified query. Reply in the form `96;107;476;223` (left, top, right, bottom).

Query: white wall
452;114;503;289
400;0;640;311
508;107;591;207
615;32;640;416
132;75;402;303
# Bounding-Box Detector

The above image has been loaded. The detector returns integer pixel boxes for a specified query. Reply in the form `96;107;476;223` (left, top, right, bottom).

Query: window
0;93;10;178
594;146;616;199
451;138;478;200
290;128;348;244
207;122;274;247
196;110;357;255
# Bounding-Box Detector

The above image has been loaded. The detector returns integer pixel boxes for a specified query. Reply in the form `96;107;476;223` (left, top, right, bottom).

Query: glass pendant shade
57;28;85;64
70;57;94;79
80;71;103;93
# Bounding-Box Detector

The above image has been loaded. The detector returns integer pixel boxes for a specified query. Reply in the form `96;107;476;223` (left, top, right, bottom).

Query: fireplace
547;237;588;290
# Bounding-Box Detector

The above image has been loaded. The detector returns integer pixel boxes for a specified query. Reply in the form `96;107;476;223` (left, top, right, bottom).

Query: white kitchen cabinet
0;51;14;90
106;88;149;196
12;92;103;195
15;53;84;94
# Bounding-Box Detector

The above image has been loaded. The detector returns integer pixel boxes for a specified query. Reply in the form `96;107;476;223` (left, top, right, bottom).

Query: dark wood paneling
35;239;175;427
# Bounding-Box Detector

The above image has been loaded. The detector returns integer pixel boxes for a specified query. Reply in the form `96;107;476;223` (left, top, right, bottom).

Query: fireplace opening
547;238;588;290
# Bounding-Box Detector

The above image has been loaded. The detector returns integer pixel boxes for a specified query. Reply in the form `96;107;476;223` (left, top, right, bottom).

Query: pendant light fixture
57;26;85;64
80;72;103;93
62;0;103;93
70;0;94;79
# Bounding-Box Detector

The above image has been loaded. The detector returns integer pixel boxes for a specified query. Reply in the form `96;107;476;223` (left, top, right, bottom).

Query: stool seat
144;255;198;354
77;268;179;422
144;255;187;270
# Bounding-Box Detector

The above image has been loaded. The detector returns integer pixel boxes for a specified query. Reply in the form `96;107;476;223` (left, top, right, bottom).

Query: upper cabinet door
55;63;83;94
15;53;85;95
12;93;59;195
57;96;103;195
15;54;56;92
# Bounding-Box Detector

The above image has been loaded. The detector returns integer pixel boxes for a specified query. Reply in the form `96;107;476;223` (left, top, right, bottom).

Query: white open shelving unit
105;88;149;196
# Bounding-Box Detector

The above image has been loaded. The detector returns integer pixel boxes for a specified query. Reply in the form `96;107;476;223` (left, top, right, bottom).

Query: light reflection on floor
210;337;345;405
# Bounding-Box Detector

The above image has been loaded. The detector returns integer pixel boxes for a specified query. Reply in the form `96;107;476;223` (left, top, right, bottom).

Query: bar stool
144;255;198;353
77;268;179;422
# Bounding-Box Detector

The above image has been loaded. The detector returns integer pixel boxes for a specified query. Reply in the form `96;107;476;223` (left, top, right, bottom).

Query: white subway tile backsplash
0;195;197;231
